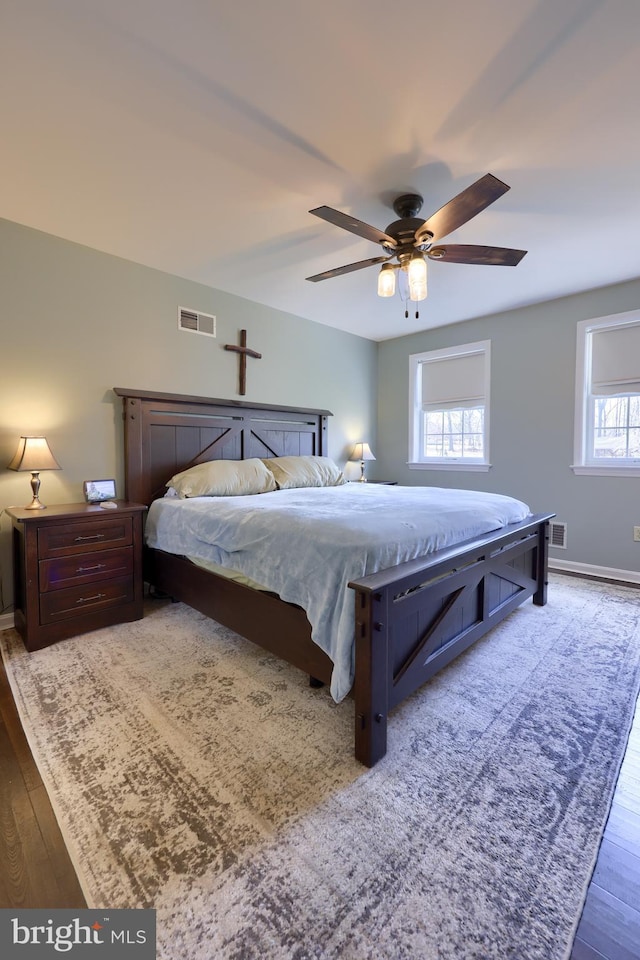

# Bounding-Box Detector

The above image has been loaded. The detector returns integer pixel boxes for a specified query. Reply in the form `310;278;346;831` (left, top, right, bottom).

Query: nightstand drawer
39;547;134;592
38;517;133;558
40;577;134;624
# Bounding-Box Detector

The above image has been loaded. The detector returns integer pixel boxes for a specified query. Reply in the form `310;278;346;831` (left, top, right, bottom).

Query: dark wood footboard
348;513;554;766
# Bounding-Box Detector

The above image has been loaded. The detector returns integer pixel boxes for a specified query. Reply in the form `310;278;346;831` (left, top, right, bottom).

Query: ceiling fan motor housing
385;194;433;253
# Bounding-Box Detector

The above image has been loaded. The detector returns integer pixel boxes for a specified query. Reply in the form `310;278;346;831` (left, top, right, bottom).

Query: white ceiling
1;0;639;341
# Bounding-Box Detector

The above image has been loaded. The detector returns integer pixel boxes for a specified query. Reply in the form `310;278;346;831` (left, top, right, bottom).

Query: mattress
145;483;531;701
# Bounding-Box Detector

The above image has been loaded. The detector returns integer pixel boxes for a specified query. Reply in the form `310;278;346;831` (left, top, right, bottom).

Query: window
573;310;640;477
409;340;491;471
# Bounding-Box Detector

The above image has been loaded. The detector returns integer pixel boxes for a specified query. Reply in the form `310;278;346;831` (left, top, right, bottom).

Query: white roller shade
421;351;485;411
592;324;640;395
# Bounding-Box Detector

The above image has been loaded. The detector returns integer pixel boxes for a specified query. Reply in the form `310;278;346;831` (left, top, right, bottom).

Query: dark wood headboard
114;388;332;505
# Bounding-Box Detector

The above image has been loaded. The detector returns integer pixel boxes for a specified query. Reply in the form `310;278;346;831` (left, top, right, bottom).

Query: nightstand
6;501;147;652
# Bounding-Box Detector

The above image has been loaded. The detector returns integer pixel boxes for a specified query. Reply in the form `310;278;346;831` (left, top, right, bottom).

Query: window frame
408;340;491;472
573;309;640;477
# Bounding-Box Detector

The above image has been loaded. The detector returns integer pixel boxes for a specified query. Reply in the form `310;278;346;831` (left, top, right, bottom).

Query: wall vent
178;307;216;338
549;521;567;549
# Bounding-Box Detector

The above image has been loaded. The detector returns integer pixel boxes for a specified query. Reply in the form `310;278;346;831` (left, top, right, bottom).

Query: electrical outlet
634;526;640;542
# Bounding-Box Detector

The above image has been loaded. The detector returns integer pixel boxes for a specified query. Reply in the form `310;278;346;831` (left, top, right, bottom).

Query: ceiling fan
306;173;526;306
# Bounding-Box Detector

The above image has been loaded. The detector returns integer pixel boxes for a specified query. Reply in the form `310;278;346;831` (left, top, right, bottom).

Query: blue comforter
145;484;531;701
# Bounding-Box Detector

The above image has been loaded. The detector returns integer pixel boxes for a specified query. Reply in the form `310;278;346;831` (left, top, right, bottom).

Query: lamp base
25;472;47;508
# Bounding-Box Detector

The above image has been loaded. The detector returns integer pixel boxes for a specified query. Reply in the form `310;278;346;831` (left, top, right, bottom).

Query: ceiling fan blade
427;244;527;266
306;255;392;282
416;174;511;245
309;206;397;248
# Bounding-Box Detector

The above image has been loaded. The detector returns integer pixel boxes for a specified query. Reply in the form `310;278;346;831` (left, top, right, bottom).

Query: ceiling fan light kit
377;263;396;297
307;173;527;312
407;253;427;301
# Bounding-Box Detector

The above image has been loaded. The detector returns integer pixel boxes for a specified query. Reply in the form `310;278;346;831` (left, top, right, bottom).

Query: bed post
119;395;145;504
533;518;551;606
353;588;389;767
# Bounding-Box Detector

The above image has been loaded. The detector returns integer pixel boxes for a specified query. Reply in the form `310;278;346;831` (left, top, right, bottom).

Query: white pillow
167;458;277;498
261;455;345;490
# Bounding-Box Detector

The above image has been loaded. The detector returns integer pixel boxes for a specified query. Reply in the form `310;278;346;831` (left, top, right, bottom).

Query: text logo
0;909;156;957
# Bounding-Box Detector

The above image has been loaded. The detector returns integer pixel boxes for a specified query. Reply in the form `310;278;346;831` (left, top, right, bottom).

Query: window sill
408;461;491;473
571;464;640;477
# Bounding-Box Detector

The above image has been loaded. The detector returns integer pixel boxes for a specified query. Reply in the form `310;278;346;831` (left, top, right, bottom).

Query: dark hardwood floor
0;636;639;959
0;656;85;909
571;696;640;960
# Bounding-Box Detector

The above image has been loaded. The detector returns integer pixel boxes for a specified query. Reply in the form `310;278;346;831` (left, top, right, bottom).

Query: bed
115;387;554;767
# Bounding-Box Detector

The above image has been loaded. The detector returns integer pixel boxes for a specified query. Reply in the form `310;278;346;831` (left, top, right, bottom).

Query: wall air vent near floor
178;307;216;337
549;521;568;549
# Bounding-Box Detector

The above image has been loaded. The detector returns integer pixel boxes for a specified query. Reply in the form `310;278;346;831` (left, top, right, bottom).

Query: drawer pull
74;534;106;542
75;593;107;605
76;563;107;573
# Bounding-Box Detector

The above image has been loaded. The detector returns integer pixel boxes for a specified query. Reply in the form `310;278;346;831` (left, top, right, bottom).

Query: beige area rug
2;573;640;960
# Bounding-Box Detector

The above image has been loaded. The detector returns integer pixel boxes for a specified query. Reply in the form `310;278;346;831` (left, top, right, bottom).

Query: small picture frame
83;479;117;503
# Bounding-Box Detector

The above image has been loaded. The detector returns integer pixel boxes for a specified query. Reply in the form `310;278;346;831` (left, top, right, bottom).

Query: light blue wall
0;218;377;611
377;278;640;575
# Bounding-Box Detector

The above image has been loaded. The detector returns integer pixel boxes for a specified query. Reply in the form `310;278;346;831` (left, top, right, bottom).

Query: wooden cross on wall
224;329;262;396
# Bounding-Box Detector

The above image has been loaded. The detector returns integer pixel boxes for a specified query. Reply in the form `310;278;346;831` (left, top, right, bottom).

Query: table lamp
350;441;376;482
8;436;61;509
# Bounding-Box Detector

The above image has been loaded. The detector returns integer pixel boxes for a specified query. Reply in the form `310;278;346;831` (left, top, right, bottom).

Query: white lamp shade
350;441;376;462
8;436;61;472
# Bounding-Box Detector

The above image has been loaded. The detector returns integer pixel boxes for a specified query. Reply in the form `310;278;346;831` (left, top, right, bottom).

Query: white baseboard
0;611;15;632
549;558;640;585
